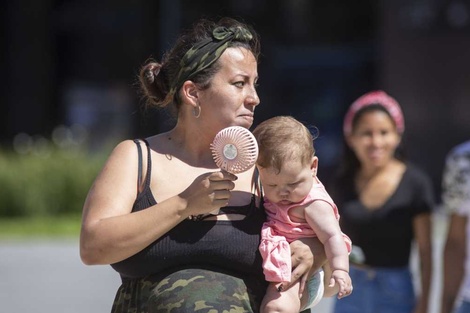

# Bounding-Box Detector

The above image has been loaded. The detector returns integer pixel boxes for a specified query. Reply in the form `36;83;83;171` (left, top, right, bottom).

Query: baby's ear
311;156;319;176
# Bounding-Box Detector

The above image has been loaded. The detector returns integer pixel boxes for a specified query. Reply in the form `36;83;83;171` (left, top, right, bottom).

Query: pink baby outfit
259;180;351;282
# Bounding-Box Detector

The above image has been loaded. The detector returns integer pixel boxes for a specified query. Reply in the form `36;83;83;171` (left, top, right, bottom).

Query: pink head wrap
343;90;405;136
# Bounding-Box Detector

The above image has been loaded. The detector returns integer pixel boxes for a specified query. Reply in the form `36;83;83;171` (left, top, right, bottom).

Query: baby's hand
329;269;353;299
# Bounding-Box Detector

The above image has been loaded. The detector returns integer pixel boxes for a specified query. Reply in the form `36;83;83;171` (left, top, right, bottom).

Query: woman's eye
234;81;245;87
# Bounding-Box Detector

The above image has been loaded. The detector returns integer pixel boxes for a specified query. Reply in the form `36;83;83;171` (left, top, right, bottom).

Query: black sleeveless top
111;139;267;282
331;164;434;267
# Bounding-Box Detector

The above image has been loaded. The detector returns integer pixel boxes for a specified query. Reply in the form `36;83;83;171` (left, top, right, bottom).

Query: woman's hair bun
144;63;162;84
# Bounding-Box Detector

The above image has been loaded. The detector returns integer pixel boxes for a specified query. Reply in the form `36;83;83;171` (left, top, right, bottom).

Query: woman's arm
441;214;466;313
80;140;237;265
413;212;433;313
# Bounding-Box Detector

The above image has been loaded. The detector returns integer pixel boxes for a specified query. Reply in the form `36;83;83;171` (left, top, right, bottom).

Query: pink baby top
259;180;351;282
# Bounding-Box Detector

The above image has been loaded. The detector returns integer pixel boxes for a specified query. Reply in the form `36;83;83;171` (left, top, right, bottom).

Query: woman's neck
164;125;216;168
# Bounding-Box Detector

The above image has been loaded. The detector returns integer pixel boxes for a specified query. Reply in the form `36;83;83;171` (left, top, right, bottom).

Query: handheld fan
208;126;259;216
211;126;259;174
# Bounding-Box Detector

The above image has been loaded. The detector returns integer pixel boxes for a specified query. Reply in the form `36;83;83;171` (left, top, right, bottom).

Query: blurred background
1;0;470;312
2;0;470;195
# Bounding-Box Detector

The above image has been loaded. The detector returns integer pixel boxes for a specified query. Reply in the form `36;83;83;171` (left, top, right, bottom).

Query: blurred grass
0;215;82;239
0;130;116;240
0;146;106;218
0;133;112;218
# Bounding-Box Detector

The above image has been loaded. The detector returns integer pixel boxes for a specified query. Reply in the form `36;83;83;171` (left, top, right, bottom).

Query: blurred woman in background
330;90;435;313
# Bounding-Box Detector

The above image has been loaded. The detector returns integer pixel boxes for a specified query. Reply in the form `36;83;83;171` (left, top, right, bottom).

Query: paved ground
0;212;447;313
0;239;120;313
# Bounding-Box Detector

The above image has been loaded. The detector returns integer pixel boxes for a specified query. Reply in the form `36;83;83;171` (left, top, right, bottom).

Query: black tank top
111;139;267;281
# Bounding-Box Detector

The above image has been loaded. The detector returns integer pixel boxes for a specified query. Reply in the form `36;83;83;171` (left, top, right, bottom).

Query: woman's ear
181;80;199;106
396;133;402;146
345;134;354;149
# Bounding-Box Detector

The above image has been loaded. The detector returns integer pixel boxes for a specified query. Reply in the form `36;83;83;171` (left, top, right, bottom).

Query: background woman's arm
440;214;466;313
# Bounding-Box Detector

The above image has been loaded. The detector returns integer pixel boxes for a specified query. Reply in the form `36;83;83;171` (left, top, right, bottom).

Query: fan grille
210;126;259;174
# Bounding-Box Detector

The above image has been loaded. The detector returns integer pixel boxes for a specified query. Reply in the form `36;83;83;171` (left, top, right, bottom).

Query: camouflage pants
111;268;267;313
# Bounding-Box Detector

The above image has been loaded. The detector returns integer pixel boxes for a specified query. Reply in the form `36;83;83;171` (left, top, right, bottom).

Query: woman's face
198;47;259;132
347;110;401;169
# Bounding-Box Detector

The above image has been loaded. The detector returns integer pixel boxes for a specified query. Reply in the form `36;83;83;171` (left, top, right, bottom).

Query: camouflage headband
169;26;253;98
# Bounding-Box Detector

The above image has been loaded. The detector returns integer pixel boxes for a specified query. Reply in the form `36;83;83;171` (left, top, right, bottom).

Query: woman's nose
246;87;260;107
370;133;382;147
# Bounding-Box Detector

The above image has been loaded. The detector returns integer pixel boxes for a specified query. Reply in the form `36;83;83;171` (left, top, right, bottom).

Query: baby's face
258;160;314;205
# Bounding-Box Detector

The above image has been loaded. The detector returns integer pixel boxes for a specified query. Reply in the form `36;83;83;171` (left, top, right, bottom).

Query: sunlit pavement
0;212;447;313
0;239;120;313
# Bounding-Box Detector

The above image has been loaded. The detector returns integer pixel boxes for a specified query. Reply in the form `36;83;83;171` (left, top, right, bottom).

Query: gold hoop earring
193;104;201;118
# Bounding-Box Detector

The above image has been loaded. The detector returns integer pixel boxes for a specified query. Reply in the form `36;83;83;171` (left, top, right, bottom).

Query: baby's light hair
253;116;315;173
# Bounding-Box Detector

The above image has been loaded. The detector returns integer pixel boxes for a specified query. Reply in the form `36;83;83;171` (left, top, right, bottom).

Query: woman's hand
286;237;326;296
179;170;238;217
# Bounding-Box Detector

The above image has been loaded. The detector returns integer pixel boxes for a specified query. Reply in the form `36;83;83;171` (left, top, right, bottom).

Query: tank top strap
133;139;152;194
252;167;264;208
133;139;144;188
142;139;152;189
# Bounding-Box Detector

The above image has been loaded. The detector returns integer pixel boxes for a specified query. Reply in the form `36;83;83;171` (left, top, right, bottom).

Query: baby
253;116;352;313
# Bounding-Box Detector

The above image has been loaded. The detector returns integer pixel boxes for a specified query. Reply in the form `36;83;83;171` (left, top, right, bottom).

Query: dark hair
138;17;260;116
335;104;407;183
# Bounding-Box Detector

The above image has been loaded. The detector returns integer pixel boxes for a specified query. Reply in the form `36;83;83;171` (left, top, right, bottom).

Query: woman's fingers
181;171;239;216
208;170;238;182
209;180;236;192
298;272;308;297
